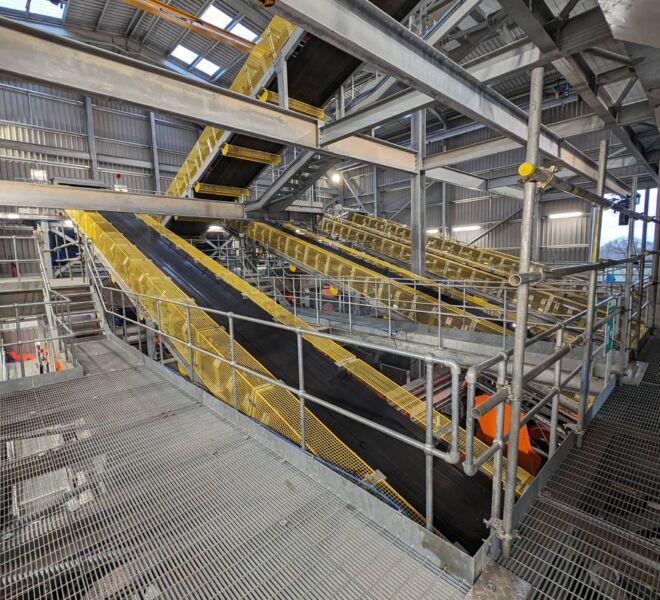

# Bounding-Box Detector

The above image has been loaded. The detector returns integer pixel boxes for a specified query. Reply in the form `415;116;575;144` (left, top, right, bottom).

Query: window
229;22;257;42
0;0;26;12
200;4;232;29
194;58;220;77
30;0;65;18
170;44;199;65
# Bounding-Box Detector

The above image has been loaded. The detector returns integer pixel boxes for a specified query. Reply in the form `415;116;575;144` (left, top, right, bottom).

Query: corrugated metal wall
0;76;200;195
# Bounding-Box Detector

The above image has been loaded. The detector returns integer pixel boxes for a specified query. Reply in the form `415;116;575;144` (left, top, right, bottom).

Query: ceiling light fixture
548;211;583;220
452;225;481;232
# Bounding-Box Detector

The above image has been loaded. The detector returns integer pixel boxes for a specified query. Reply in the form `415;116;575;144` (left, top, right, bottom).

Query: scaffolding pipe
501;66;544;559
510;253;648;285
635;190;650;353
620;175;638;376
577;138;609;449
518;163;658;224
651;188;660;330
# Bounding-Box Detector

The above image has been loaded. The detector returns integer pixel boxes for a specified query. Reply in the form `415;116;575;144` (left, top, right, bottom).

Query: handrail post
619;175;637;376
121;290;127;341
635;189;650;352
14;303;25;378
135;293;143;356
156;298;164;366
186;304;195;384
424;357;434;531
501;66;544;559
297;329;306;451
549;327;564;456
577;138;609;449
12;236;20;281
229;313;238;410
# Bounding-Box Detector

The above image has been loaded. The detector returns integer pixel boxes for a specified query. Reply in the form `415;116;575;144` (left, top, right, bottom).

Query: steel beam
498;0;658;184
0;18;417;174
275;0;627;196
424;165;524;200
0;181;245;219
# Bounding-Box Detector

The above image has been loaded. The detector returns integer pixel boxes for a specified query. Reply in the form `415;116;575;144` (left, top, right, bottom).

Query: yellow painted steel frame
193;182;249;197
233;219;506;335
141;215;532;495
351;213;590;304
221;143;282;165
68;209;425;524
165;16;297;198
322;216;588;322
257;88;325;120
280;222;508;337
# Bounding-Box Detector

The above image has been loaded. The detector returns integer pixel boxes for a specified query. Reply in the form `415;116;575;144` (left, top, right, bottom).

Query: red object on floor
474;393;542;475
7;351;36;362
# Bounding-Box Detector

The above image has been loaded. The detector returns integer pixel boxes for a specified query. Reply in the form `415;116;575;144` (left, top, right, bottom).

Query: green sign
604;301;617;355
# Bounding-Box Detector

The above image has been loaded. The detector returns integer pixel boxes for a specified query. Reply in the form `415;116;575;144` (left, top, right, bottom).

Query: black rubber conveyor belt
104;213;492;552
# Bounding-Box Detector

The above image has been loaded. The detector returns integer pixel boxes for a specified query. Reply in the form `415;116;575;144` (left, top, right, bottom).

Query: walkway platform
1;338;469;599
501;339;660;599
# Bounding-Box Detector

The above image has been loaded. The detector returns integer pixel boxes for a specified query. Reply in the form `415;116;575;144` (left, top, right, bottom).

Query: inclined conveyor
104;212;494;552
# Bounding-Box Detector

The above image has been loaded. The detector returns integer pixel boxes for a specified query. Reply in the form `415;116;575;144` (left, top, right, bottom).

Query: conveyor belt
104;212;494;552
321;215;589;324
229;219;507;336
350;212;589;300
278;221;511;335
169;0;420;235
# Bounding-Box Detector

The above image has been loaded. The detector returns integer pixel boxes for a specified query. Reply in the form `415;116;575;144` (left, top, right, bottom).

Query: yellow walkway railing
69;209;425;523
143;215;532;494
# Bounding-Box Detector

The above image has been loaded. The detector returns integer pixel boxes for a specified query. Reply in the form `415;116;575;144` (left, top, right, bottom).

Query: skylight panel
194;58;220;77
0;0;26;12
170;44;199;65
229;22;258;42
30;0;65;18
200;4;232;29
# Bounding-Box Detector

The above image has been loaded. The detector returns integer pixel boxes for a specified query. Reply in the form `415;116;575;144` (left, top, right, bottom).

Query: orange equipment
474;393;542;475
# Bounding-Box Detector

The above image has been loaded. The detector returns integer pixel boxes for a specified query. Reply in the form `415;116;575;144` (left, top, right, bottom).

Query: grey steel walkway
1;338;469;599
501;339;660;599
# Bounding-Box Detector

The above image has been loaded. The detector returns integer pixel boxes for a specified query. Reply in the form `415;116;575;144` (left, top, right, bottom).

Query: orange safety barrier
474;393;542;475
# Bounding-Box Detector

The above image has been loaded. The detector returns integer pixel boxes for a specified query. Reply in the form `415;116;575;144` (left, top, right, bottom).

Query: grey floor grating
501;339;660;600
1;339;469;599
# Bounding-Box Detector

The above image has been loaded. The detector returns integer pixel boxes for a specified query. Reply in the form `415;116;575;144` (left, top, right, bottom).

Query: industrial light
426;228;439;234
548;211;583;220
63;219;74;228
452;225;481;232
170;44;198;65
207;225;224;232
330;172;342;184
6;213;20;219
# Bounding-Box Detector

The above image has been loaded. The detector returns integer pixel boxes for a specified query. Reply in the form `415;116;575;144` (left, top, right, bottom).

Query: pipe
518;162;658;224
577;138;608;449
635;189;650;353
501;66;544;559
619;175;637;376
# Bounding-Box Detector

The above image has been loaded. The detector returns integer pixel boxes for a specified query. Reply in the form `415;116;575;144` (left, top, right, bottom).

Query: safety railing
0;233;42;281
0;295;77;381
85;255;464;532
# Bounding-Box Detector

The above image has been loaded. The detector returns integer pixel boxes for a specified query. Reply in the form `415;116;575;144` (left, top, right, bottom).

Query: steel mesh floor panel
501;340;660;599
2;340;469;600
640;341;660;385
74;339;143;374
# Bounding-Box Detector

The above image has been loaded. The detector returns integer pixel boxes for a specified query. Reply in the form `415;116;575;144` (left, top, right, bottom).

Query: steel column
577;138;609;449
501;66;544;559
410;110;426;275
148;111;162;195
275;55;289;110
651;189;660;330
84;96;99;181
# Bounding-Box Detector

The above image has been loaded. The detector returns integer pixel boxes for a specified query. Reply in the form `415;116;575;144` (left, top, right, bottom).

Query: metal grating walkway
1;339;470;599
501;339;660;599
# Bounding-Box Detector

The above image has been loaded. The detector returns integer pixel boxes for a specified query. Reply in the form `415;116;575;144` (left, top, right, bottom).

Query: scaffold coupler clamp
484;518;520;543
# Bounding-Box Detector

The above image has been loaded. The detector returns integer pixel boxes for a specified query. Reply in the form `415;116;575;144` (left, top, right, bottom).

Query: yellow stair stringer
165;16;298;200
68;210;422;524
141;215;533;495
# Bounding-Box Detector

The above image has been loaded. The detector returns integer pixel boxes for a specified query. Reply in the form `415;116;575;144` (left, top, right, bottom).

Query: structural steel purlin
266;0;628;196
0;17;416;174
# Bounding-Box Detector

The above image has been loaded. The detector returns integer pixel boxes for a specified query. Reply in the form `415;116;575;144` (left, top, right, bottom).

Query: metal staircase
52;282;103;340
247;150;341;215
